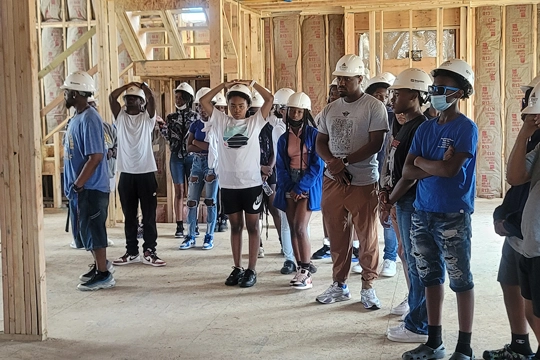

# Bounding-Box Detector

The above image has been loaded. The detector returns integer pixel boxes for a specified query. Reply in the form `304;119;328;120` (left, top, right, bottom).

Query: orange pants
321;177;379;288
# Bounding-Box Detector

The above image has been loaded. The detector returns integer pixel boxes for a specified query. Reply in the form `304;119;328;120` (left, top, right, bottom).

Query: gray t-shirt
103;122;117;179
521;143;540;257
318;94;389;186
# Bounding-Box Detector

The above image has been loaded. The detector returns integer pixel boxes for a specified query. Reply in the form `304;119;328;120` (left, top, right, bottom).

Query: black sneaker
239;269;257;288
311;244;331;260
175;225;184;238
309;262;318;274
280;260;296;274
225;267;245;286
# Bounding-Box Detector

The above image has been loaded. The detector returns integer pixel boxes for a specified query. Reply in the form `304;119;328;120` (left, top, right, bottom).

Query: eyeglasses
428;85;460;96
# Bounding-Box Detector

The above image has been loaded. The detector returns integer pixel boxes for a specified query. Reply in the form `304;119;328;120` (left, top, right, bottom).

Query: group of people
61;52;540;360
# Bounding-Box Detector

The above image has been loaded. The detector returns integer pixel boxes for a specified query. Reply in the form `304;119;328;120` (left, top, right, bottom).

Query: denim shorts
77;189;109;251
170;153;193;184
285;168;309;199
410;210;474;293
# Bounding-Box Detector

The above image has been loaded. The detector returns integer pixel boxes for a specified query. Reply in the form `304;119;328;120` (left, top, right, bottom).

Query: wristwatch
342;157;350;166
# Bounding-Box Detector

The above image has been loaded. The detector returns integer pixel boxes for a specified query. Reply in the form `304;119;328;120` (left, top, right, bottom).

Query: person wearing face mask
482;75;540;360
274;92;323;289
401;59;477;360
200;80;274;288
159;83;201;239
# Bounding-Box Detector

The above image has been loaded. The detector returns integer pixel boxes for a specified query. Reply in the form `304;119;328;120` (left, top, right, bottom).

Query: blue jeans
187;154;219;238
396;194;427;335
170;153;193;184
383;216;398;261
410;210;474;293
280;209;310;263
78;189;110;250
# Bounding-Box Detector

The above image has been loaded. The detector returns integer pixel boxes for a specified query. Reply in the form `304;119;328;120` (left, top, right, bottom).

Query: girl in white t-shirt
200;80;274;288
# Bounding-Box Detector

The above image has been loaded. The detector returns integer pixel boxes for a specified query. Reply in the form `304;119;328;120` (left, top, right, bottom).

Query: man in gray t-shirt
315;54;389;309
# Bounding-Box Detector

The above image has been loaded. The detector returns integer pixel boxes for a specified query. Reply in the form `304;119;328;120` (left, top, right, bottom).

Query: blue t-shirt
63;106;110;195
189;120;208;153
409;114;478;213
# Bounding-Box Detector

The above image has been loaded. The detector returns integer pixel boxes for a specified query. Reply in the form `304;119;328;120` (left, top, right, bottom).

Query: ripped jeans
410;210;474;293
187;154;219;238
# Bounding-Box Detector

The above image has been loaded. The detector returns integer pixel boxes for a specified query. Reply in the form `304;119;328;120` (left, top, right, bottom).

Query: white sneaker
112;252;141;266
380;259;397;277
289;267;301;286
401;311;409;321
316;282;351;304
352;264;363;274
391;296;410;315
258;247;265;258
387;323;428;343
107;238;114;246
360;288;381;310
70;241;84;249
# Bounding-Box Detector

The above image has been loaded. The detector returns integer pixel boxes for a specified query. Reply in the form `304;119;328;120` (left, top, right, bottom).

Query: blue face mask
430;95;456;112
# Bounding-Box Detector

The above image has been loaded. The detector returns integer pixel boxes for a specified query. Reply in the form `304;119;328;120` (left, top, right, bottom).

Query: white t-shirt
115;109;158;174
206;109;267;189
271;118;286;158
318;94;389;186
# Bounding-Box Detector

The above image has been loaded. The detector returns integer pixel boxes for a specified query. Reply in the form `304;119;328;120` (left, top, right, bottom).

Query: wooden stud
162;10;188;59
501;5;507;195
223;12;239;59
209;0;224;87
52;132;62;209
116;8;146;61
324;15;330;87
379;11;384;73
408;9;413;68
270;17;276;90
533;4;538;77
344;12;355;55
297;16;303;91
436;8;444;67
238;7;244;78
369;11;376;76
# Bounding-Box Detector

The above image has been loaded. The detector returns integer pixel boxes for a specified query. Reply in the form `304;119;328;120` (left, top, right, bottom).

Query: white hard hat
87;95;96;102
330;78;338;87
332;54;365;77
60;71;96;93
522;83;540;114
175;82;194;97
213;92;227;106
287;92;311;111
251;91;264;108
274;88;295;105
227;84;252;99
194;87;211;104
432;59;475;94
521;74;540;93
124;86;146;102
367;72;396;88
390;68;432;93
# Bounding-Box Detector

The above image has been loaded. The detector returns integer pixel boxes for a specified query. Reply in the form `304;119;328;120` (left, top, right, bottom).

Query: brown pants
321;177;379;288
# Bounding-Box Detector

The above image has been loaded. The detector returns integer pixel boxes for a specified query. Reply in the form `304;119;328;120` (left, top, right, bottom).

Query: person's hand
413;156;423;167
443;145;455;161
129;81;142;88
379;189;389;204
333;170;351;186
289;190;301;202
379;202;392;228
107;149;113;160
327;157;345;175
390;206;397;222
156;115;165;128
494;219;510;237
519;114;540;139
261;165;273;177
261;174;268;182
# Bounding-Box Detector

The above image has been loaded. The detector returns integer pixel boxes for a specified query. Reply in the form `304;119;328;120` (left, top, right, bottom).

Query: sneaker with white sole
316;282;351;304
352;264;363;273
107;238;114;246
77;271;116;291
202;235;214;250
70;241;85;250
401;311;409;321
179;236;195;250
387;323;428;343
289;267;301;286
79;261;115;282
391;296;410;315
258;246;265;258
112;252;141;266
360;288;381;310
380;259;397;277
292;269;313;290
142;250;166;267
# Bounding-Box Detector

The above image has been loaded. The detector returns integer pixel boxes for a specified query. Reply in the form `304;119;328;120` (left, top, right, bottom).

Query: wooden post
0;0;47;340
369;11;376;77
459;6;467;61
344;12;355;55
408;10;413;68
533;4;538;77
501;5;507;195
379;11;384;73
297;16;303;91
53;132;62;208
209;0;224;87
436;8;444;67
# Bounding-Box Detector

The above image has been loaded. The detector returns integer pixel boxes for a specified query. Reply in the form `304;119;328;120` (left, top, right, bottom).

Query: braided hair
177;90;194;110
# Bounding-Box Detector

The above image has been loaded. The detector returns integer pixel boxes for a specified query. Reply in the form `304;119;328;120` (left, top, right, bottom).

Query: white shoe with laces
391;296;410;315
380;259;397;277
352;264;363;274
360;288;381;310
316;282;351;304
387;323;428;343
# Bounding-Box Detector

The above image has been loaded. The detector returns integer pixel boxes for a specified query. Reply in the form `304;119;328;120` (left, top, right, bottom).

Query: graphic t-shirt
206;109;267;189
162;109;201;157
521;143;540;257
409;114;478;213
63;106;109;194
318;94;389;186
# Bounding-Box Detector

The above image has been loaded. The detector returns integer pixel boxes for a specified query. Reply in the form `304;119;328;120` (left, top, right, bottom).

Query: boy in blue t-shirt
401;59;478;360
61;71;115;292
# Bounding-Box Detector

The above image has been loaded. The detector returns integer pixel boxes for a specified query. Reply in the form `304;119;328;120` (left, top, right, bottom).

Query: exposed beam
222;10;238;58
344;12;355;54
162;10;188;59
116;9;146;61
209;0;224;87
115;0;208;11
133;58;238;77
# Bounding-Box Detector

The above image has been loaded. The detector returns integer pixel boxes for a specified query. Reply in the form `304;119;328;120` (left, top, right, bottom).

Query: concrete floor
0;198;537;359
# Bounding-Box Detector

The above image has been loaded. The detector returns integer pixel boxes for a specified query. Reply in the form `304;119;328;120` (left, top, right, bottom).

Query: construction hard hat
60;71;96;93
390;68;432;93
330;78;338;87
367;72;396;88
87;95;96;103
227;84;252;99
274;88;295;105
522;83;540;114
175;82;195;97
251;91;264;108
213;92;227;106
287;92;311;111
124;86;146;102
521;74;540;94
194;87;211;104
333;54;365;77
432;59;475;94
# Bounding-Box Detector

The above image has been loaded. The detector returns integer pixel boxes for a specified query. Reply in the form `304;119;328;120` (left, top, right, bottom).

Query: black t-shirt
385;115;426;197
259;122;274;166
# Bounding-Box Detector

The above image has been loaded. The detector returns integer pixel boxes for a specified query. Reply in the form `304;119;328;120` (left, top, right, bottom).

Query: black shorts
221;186;263;215
266;171;277;185
497;240;521;286
518;254;540;317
